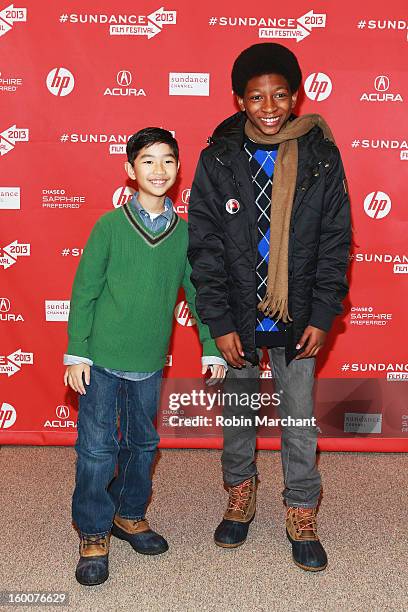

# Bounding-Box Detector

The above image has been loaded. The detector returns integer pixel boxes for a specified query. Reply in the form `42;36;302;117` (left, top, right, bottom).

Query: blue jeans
72;365;162;536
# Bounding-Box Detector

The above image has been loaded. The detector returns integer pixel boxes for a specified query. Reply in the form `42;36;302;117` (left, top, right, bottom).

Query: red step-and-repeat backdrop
1;1;407;450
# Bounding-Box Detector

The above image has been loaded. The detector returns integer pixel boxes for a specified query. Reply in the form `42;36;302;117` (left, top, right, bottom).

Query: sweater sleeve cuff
201;356;228;371
205;314;236;339
308;304;337;333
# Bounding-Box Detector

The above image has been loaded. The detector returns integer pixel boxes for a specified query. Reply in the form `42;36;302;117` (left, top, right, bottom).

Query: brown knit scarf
245;113;335;323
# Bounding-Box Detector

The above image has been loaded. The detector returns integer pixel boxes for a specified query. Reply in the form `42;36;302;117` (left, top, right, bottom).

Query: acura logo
117;70;132;87
374;75;390;92
0;297;10;312
56;405;70;419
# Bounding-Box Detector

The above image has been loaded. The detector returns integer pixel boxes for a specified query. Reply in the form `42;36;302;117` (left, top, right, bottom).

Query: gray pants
221;347;321;508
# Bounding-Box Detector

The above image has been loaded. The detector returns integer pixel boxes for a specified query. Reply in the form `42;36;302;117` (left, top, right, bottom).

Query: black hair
231;43;302;96
126;127;179;165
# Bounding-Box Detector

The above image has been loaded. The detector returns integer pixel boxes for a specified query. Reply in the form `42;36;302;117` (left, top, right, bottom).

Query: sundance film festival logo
58;131;134;155
44;405;76;429
103;70;146;97
304;73;332;102
350;252;408;274
0;4;27;37
363;191;391;219
0;297;24;322
0;239;30;269
351;138;408;161
356;18;408;41
46;68;75;97
340;362;408;379
174;301;196;327
360;75;403;103
59;7;176;39
112;186;135;208
0;187;20;209
0;402;16;429
0;348;33;377
208;10;326;42
0;125;28;157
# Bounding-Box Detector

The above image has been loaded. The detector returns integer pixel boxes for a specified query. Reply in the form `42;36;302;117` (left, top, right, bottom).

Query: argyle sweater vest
244;138;286;347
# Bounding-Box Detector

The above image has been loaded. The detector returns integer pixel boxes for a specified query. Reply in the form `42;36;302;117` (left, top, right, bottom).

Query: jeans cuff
224;473;258;487
284;501;318;509
80;528;111;538
116;514;145;521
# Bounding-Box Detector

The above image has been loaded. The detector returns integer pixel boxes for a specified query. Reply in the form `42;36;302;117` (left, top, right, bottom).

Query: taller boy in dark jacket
188;43;351;571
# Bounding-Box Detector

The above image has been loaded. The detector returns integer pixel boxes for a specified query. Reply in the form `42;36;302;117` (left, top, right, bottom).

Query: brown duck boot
286;507;328;571
111;516;168;555
75;534;110;586
214;476;257;548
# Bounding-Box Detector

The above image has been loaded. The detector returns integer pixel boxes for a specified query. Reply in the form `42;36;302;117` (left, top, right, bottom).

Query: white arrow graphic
295;26;310;42
147;7;177;28
0;360;19;377
0;20;12;36
0;252;16;269
0;4;27;23
109;21;161;38
8;348;34;365
1;125;16;144
0;137;14;155
1;125;29;144
297;10;326;30
259;26;310;42
3;240;31;258
146;21;161;39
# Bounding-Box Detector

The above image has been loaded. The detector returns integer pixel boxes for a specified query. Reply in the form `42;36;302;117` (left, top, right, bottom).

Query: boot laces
288;507;317;538
227;479;253;515
82;535;107;550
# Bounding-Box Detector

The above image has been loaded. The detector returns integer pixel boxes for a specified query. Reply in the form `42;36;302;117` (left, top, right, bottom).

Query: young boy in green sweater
64;127;226;586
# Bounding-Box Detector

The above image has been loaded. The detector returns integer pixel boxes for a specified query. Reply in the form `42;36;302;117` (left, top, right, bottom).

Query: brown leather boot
214;476;256;548
75;534;110;586
286;507;327;571
111;515;168;555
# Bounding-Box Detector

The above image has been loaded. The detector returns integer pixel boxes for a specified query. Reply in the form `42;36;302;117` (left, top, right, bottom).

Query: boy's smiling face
125;142;179;197
237;73;298;138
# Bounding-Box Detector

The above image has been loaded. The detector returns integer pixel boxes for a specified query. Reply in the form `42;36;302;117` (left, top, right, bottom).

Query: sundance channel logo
169;73;210;96
344;413;382;434
0;187;20;209
45;300;70;322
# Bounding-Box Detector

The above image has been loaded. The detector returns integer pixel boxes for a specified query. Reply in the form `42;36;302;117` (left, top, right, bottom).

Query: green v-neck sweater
67;203;221;371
